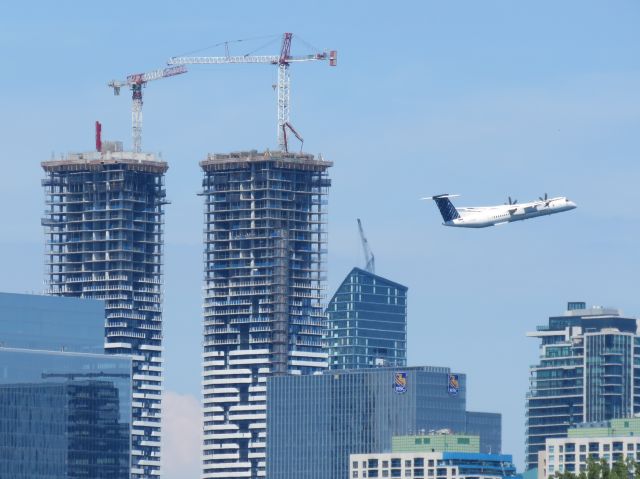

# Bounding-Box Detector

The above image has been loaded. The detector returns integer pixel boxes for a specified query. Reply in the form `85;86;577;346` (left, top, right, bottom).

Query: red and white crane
167;33;336;152
108;65;187;153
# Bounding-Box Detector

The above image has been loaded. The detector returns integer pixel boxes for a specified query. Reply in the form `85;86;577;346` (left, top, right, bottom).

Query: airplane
423;193;577;228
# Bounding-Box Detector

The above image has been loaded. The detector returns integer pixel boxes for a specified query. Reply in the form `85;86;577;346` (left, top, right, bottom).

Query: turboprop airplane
424;193;577;228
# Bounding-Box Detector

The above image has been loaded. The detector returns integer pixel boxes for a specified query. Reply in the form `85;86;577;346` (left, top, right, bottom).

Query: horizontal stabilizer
421;194;460;200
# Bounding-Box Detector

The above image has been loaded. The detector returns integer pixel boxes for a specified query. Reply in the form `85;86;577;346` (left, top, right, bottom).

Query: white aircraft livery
424;193;577;228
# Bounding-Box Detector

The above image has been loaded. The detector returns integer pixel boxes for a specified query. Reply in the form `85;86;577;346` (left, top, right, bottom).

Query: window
382;471;389;478
353;462;358;469
405;470;412;477
406;460;412;468
353;472;359;478
414;468;424;478
628;444;634;451
415;459;424;467
383;461;389;468
603;444;610;452
579;445;586;452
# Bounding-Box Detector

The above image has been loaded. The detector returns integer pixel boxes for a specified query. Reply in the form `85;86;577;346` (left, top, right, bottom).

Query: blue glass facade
0;292;104;353
266;366;501;479
326;267;407;369
440;452;518;477
525;303;640;470
0;293;132;479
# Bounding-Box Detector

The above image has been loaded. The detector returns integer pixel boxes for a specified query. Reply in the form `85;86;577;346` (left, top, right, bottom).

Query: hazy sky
1;1;639;474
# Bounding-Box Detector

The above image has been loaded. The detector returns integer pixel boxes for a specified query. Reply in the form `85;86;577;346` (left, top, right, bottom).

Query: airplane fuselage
443;197;576;228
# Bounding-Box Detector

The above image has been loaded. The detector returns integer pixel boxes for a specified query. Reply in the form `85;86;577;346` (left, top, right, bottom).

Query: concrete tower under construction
200;150;331;479
42;142;167;478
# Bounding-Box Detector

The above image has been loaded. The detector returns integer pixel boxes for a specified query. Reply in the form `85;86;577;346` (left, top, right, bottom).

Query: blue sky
1;1;639;473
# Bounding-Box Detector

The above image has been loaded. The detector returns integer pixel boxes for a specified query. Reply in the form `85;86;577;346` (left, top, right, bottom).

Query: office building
538;418;640;478
0;292;132;479
350;433;517;479
266;366;501;479
42;144;167;478
525;302;640;470
326;267;407;369
200;150;332;479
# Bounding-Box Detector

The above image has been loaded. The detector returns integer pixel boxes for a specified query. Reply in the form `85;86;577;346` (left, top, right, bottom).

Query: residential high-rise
200;150;332;479
326;267;407;369
41;144;167;478
266;366;502;479
525;302;640;471
0;292;132;479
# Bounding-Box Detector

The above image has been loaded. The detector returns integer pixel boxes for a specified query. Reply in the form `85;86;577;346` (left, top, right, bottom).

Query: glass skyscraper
200;150;331;479
42;145;166;478
266;366;501;479
326;267;407;369
0;292;132;479
525;301;640;470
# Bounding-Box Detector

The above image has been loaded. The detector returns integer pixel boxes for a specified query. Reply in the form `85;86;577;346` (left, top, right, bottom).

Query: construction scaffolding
41;145;168;479
200;149;332;479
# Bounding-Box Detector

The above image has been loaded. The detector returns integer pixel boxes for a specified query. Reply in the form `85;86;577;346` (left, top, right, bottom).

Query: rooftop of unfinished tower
199;149;333;171
41;141;168;174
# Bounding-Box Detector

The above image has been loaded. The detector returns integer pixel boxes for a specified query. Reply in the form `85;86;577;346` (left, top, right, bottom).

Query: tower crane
357;218;375;274
167;32;337;152
108;65;187;153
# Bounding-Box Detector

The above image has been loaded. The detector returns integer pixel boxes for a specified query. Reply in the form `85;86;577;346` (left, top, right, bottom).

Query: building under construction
41;141;167;479
200;149;331;479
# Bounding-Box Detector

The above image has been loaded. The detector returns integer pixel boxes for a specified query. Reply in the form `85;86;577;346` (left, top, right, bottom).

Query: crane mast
357;218;375;274
108;65;187;153
167;32;337;152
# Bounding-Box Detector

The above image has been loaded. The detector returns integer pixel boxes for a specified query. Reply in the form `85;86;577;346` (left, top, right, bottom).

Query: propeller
539;193;551;207
505;196;518;205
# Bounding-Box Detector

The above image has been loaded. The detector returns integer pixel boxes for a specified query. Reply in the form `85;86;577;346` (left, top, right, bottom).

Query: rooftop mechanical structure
41;142;168;479
200;149;332;479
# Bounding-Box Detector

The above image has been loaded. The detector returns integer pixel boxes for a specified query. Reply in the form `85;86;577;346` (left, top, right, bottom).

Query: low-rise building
350;433;517;479
538;418;640;479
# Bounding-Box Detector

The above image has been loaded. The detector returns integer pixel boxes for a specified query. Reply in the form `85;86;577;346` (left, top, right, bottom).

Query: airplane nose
568;201;577;209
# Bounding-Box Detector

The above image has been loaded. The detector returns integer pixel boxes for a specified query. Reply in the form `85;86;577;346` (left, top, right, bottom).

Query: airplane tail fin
423;194;461;222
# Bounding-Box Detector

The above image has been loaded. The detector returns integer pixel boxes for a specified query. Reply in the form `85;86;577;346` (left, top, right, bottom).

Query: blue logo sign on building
448;373;459;396
394;372;407;394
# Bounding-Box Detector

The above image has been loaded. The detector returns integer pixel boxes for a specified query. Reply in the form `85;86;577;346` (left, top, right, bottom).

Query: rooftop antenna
357;218;375;274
